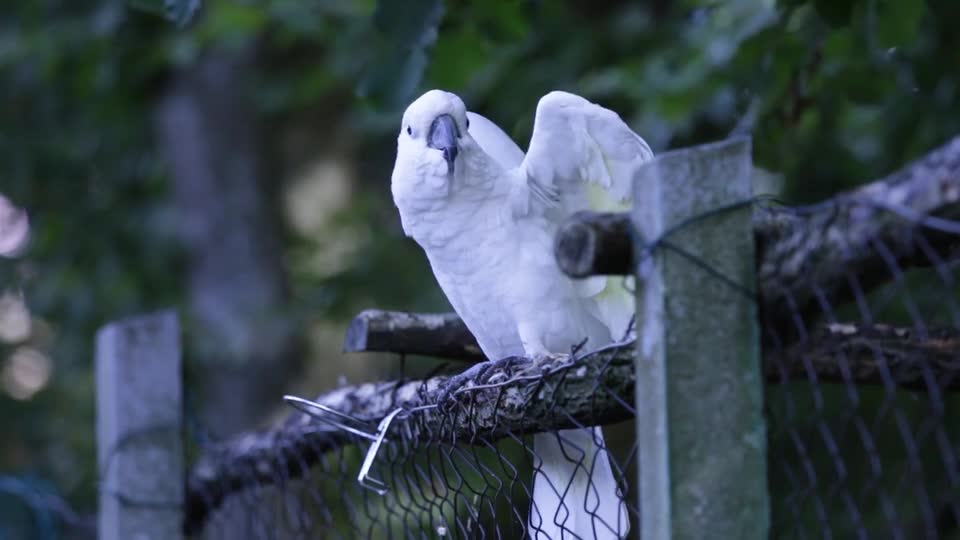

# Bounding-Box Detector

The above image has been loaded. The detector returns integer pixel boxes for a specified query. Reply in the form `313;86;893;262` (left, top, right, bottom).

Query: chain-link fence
90;136;960;539
756;136;960;539
188;339;637;539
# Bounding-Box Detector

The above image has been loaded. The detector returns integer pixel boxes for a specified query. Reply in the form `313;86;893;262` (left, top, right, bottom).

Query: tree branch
758;136;960;326
187;136;960;531
766;323;960;390
343;309;483;362
553;135;960;325
184;343;629;534
554;211;635;278
187;322;960;531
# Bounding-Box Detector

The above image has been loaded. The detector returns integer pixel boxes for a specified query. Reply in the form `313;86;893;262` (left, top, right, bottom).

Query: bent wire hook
283;395;415;495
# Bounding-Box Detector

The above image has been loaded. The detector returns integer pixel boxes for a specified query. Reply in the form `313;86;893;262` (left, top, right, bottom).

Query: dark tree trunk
155;45;301;439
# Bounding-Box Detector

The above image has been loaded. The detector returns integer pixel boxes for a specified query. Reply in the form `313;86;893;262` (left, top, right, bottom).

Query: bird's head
391;90;485;239
395;90;472;180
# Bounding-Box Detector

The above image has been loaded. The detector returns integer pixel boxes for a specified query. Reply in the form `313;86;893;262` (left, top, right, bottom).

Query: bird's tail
528;427;630;539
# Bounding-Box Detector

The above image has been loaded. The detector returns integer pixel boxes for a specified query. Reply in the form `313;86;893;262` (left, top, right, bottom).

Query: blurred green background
1;0;959;537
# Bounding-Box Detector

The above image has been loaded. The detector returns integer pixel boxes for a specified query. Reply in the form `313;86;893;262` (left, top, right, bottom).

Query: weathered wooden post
96;310;184;540
632;137;768;538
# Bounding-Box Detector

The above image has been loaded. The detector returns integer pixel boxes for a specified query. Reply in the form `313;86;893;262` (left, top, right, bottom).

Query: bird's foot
434;356;531;410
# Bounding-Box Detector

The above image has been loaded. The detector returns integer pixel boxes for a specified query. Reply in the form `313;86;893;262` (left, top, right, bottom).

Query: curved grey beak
428;114;460;174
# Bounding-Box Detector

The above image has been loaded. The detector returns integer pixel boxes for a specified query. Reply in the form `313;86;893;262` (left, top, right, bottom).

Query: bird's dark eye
406;126;413;136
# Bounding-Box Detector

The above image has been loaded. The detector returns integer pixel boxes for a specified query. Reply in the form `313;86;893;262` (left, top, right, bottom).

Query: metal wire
21;197;957;539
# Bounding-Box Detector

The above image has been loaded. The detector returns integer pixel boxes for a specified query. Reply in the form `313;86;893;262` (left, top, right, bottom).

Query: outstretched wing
517;91;654;339
518;91;653;216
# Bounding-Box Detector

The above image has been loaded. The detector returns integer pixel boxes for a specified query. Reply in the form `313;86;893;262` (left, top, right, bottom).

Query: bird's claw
435;362;488;410
434;356;531;411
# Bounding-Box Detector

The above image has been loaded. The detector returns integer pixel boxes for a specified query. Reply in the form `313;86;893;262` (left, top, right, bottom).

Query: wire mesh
762;201;960;539
190;347;638;539
181;195;960;539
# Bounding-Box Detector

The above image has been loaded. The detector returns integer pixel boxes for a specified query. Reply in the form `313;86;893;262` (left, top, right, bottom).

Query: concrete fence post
632;138;769;539
96;310;184;540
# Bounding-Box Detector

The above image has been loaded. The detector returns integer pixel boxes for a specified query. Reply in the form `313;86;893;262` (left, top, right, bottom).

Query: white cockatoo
391;89;652;539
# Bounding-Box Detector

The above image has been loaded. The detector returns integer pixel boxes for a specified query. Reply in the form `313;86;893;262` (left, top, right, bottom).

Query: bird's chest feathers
392;155;452;209
416;196;511;274
398;156;510;254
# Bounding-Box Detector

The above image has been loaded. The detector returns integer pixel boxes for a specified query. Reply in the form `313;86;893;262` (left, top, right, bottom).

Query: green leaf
127;0;202;26
358;0;445;109
203;3;266;39
837;65;896;104
426;26;491;90
813;0;857;26
874;0;925;48
472;1;529;41
128;0;166;16
373;0;444;45
359;45;432;109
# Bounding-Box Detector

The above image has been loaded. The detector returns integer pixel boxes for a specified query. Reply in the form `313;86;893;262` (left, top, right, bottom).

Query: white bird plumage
391;89;652;539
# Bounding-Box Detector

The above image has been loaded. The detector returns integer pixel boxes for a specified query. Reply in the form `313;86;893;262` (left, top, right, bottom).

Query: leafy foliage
3;0;960;536
129;0;202;26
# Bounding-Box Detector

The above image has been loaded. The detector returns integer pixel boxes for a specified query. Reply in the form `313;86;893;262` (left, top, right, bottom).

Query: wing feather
521;91;653;214
518;91;653;339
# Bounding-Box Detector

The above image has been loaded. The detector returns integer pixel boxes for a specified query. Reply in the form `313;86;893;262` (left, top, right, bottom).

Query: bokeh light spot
2;347;52;401
0;194;29;258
